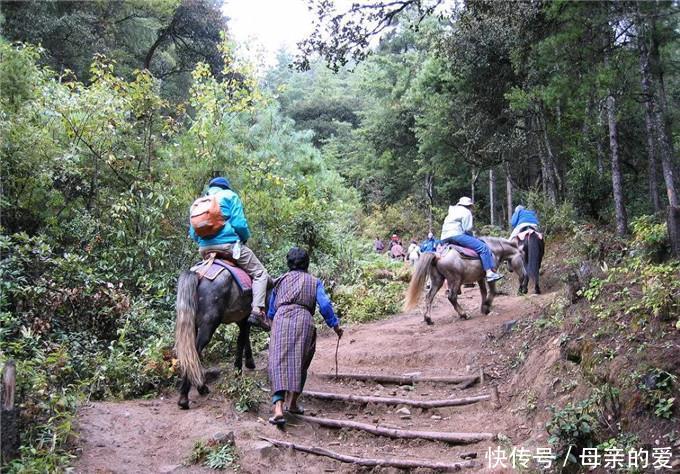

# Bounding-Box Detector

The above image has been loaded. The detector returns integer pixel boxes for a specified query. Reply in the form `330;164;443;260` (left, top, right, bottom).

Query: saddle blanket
190;259;253;292
516;229;544;241
444;244;479;260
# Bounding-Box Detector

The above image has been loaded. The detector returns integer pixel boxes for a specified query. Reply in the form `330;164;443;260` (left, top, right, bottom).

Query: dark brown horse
517;230;545;294
175;269;265;409
404;237;526;324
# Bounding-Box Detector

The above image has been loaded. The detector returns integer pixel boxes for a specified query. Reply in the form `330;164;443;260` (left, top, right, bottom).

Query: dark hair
287;247;309;271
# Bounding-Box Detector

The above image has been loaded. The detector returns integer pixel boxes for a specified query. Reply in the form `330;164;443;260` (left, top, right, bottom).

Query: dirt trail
74;283;557;473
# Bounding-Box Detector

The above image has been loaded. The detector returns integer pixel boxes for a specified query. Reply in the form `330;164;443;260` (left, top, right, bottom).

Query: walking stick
334;335;340;379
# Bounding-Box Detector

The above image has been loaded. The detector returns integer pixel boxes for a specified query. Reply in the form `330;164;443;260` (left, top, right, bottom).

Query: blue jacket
511;209;539;229
189;186;251;246
420;237;437;253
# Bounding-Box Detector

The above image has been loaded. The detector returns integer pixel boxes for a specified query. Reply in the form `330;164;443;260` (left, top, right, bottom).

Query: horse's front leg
478;278;490;315
486;280;497;310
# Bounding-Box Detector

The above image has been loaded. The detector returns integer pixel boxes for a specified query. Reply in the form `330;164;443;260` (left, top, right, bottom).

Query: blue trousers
441;234;496;271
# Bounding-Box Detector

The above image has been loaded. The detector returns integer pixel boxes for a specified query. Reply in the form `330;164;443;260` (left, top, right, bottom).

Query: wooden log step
304;390;490;408
318;371;480;385
260;437;476;471
294;414;495;444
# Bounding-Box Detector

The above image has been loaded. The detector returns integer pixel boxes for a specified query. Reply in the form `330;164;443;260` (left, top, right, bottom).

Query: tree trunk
425;172;434;232
320;372;480;385
505;162;513;229
637;11;661;213
649;16;678;208
533;111;557;203
489;168;495;226
596;106;605;177
606;93;628;236
668;206;680;257
471;168;480;203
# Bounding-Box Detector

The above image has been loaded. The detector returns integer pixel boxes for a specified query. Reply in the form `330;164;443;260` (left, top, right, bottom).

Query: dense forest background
1;0;678;470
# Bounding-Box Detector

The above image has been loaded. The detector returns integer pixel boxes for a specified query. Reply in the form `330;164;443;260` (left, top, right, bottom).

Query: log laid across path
318;372;481;385
303;390;490;408
260;437;476;471
295;414;495;444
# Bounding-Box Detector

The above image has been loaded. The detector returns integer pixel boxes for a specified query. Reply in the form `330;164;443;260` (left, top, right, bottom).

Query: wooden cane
334;336;340;379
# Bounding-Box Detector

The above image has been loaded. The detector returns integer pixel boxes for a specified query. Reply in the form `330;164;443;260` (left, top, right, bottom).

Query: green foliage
0;41;371;470
639;369;677;419
547;397;599;463
218;372;262;413
631;215;669;260
524;190;577;235
332;255;408;324
187;439;238;470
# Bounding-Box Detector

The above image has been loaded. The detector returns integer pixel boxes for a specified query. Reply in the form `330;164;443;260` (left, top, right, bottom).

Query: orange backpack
190;195;226;238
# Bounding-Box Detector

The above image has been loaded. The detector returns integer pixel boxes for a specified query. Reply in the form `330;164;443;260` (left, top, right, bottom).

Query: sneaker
248;311;271;332
486;271;504;282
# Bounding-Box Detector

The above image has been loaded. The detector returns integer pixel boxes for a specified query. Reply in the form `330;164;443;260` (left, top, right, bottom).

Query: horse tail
175;271;204;387
526;233;541;282
404;252;438;311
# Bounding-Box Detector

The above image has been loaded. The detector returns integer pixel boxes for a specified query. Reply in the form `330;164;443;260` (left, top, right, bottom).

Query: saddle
190;252;252;294
444;244;479;260
515;228;544;242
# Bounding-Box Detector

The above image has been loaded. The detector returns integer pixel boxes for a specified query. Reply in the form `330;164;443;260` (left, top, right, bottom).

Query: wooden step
260;437;477;471
295;414;496;444
317;371;482;386
303;390;490;408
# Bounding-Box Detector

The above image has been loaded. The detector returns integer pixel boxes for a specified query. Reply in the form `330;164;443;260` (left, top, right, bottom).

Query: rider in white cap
439;197;503;282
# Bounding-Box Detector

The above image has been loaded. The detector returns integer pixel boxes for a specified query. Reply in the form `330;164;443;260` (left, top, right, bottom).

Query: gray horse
175;269;264;409
404;237;526;324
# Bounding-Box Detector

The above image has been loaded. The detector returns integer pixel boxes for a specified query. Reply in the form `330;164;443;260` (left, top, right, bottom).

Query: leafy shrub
547;397;599;464
332;255;408;323
630;214;669;261
187;439;238;470
524;190;578;235
218;372;262;413
639;369;677;419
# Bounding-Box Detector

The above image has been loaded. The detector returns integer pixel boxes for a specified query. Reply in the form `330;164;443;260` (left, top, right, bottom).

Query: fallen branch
304;390;490;408
259;437;476;471
295;414;495;444
319;372;479;385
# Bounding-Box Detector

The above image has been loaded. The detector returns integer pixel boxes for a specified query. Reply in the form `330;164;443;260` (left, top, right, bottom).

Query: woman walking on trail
267;247;343;426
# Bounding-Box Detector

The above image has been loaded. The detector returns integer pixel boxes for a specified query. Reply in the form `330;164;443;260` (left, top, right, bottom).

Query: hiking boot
485;271;504;282
248;311;271;332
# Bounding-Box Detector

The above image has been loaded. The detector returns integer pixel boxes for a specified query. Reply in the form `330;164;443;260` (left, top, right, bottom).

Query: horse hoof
535;288;541;295
245;359;256;370
459;314;469;320
425;318;434;326
197;385;210;396
178;399;189;410
481;307;490;315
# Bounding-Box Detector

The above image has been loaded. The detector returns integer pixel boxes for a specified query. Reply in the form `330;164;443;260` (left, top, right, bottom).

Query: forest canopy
0;0;679;470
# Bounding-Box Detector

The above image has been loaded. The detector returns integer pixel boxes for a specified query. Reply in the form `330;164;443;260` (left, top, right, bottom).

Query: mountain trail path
74;281;558;473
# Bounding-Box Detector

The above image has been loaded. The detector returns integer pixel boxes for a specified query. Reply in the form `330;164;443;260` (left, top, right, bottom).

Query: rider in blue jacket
420;232;437;253
189;177;269;327
509;205;540;240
